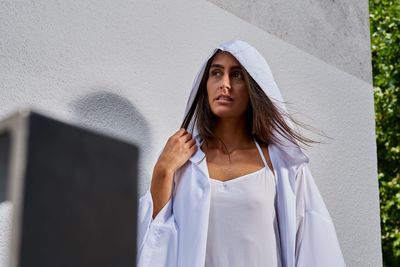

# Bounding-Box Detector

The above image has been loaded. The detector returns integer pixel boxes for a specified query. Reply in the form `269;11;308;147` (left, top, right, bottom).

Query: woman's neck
207;116;253;152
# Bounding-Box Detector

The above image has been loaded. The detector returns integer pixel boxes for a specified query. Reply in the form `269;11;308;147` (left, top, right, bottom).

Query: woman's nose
219;75;231;91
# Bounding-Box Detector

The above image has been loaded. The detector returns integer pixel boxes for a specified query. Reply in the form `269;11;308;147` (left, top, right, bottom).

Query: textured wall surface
0;0;381;266
208;0;373;83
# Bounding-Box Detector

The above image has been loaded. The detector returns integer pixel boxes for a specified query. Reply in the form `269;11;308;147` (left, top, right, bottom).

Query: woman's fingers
186;138;196;149
173;128;193;144
182;132;192;143
158;129;197;172
176;128;187;137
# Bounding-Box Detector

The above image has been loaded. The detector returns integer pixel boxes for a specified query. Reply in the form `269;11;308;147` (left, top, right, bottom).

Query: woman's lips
215;95;234;103
216;99;233;104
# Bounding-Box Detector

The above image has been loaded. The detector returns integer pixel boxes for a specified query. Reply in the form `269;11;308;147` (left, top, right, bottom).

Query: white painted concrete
0;0;381;266
208;0;373;83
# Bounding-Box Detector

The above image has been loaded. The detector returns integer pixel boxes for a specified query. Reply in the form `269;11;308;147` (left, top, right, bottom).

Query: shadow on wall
70;90;152;196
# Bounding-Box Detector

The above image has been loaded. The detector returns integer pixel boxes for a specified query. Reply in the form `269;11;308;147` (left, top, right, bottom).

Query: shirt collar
189;134;206;164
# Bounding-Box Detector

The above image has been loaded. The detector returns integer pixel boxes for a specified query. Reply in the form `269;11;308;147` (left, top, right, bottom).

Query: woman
137;40;346;267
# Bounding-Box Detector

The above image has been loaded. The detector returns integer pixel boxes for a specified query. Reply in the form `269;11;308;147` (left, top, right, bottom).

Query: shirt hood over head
183;40;309;167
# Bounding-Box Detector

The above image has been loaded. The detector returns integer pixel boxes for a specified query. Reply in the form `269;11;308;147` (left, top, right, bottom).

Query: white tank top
205;139;282;267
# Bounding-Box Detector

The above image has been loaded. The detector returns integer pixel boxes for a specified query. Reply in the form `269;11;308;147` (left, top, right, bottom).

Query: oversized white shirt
137;40;346;267
136;139;346;267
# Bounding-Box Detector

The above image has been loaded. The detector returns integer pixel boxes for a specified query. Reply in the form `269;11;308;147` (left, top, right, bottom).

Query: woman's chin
212;111;244;119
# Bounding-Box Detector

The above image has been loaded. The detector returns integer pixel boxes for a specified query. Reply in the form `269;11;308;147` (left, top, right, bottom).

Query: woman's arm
150;128;197;219
137;129;196;266
150;163;174;219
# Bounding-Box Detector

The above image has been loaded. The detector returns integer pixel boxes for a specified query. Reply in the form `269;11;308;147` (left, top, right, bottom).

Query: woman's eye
211;70;222;77
232;71;243;79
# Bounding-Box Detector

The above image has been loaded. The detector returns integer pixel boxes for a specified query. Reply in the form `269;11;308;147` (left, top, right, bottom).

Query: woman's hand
157;128;197;174
150;129;197;219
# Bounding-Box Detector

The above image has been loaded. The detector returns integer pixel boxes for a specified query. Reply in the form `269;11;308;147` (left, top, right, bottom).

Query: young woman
137;40;346;267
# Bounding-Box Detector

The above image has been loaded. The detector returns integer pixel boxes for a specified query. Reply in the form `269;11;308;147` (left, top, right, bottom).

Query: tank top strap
253;138;268;168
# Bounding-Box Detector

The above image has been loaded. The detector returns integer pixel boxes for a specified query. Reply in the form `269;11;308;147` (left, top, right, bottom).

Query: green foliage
369;0;400;265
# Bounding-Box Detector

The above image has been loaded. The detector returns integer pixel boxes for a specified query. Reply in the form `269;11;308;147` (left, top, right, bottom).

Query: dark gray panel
17;112;138;267
0;131;11;202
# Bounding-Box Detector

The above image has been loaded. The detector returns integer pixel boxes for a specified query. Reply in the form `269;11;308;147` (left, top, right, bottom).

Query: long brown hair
180;51;318;152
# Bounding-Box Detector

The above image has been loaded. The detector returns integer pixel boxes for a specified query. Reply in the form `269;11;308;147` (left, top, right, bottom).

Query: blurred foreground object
0;110;138;267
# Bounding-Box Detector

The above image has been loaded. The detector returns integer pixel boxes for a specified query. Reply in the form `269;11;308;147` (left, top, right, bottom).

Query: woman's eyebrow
210;64;242;70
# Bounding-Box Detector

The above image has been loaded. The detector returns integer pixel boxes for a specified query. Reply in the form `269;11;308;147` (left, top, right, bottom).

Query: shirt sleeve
295;163;346;267
136;188;178;267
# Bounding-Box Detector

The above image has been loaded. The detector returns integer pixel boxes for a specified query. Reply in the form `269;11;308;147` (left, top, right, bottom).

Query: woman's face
207;52;250;119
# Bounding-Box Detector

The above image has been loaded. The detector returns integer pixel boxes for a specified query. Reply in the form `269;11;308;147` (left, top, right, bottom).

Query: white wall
0;0;381;266
208;0;373;83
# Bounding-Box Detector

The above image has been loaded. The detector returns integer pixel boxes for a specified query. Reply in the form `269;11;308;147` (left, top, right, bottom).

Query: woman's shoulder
259;142;275;173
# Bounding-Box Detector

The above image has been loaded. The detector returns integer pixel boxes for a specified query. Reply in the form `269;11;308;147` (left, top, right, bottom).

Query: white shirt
137;140;346;267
